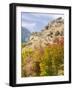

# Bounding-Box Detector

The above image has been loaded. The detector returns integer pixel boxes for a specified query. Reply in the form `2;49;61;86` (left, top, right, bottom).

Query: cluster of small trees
21;41;64;77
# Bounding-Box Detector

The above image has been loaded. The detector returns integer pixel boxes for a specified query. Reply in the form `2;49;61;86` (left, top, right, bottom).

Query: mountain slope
23;17;64;49
21;17;64;77
21;27;31;42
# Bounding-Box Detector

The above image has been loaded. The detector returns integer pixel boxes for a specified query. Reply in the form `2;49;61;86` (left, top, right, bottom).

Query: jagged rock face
24;17;64;49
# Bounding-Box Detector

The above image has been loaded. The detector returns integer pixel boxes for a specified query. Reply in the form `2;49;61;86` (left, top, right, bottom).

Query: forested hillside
21;17;64;77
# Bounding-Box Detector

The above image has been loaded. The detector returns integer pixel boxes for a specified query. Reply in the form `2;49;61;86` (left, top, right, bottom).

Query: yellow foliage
21;44;64;77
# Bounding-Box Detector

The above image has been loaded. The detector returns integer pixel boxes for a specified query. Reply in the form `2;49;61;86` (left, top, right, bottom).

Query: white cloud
31;13;64;19
22;21;36;32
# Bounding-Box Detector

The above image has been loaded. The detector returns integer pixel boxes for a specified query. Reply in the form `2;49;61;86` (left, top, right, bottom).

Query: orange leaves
53;36;64;45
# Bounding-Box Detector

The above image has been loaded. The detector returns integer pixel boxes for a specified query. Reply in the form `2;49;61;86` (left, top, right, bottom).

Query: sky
21;12;64;33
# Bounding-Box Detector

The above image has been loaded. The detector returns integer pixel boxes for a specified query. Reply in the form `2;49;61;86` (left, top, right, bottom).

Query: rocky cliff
23;17;64;49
